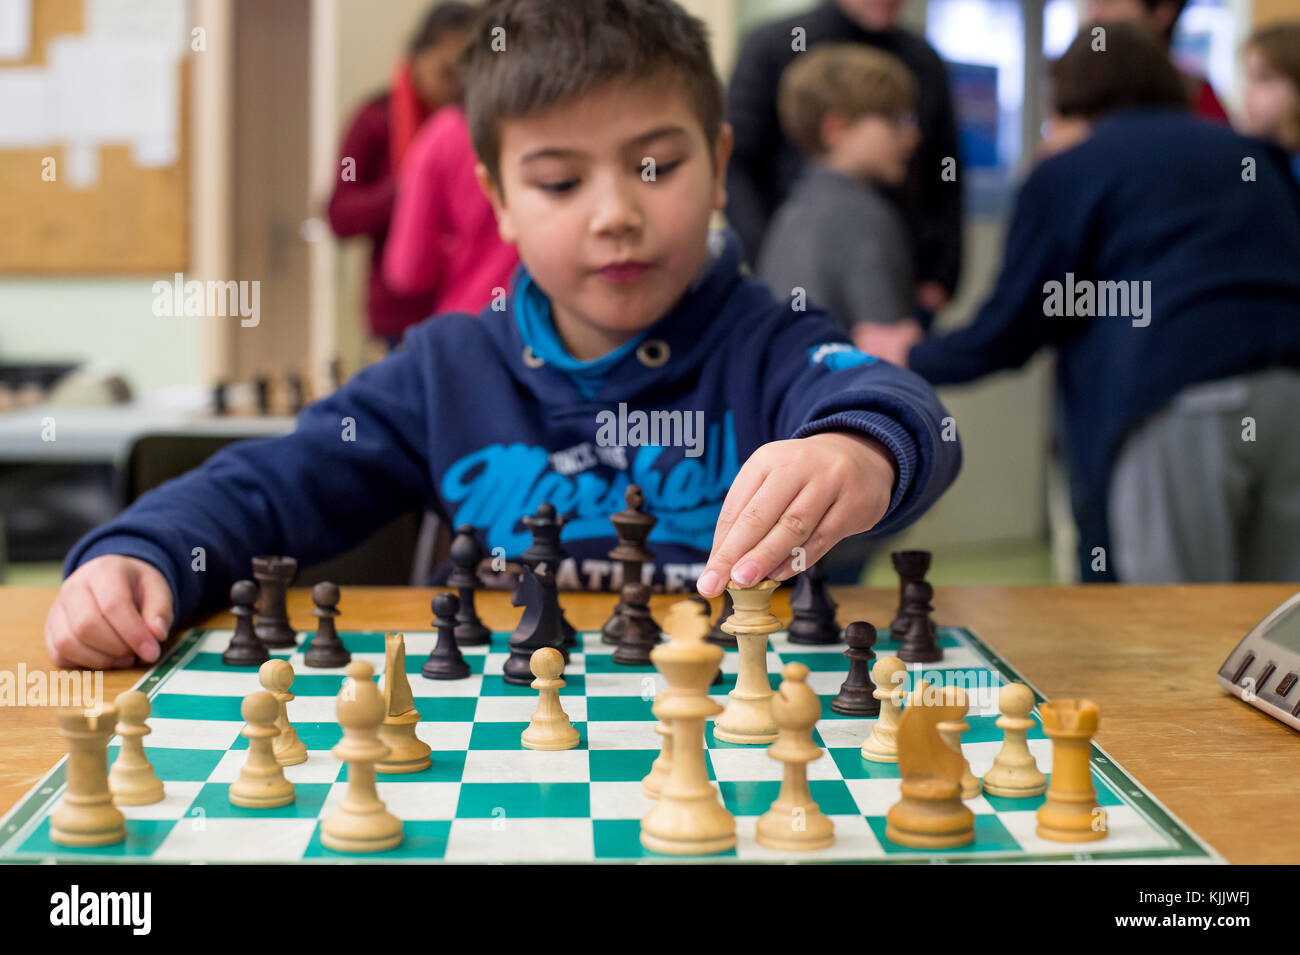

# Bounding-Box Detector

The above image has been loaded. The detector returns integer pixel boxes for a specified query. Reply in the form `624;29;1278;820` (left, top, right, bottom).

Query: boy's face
479;78;732;360
1242;47;1299;146
826;112;918;186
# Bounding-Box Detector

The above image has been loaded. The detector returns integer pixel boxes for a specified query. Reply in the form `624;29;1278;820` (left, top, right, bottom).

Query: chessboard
0;621;1221;864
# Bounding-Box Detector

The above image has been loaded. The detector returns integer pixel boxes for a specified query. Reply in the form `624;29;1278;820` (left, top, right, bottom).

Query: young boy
757;45;921;353
46;0;961;670
1241;22;1300;183
863;23;1300;584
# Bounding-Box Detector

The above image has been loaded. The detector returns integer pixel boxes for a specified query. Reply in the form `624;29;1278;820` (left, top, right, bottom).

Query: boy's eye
644;159;682;179
538;179;579;194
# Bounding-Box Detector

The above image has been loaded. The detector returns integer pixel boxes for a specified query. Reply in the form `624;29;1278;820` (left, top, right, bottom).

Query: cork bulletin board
0;0;189;273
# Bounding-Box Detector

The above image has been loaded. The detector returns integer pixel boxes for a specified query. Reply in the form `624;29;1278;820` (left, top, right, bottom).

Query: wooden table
3;584;1297;863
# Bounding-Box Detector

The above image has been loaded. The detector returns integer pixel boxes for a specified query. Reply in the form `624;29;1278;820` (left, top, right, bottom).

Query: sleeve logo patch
808;343;877;371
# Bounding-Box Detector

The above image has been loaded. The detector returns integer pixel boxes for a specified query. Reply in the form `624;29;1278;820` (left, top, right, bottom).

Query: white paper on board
0;0;31;61
0;68;49;147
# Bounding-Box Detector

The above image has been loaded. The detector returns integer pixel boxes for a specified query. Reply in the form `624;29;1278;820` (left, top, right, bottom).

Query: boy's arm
696;311;962;597
908;165;1077;383
63;348;437;628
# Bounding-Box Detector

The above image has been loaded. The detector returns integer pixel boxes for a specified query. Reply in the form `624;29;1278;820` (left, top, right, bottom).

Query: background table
2;584;1297;863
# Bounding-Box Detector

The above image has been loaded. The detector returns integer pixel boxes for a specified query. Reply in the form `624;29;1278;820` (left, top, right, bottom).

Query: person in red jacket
327;3;475;349
1086;0;1230;122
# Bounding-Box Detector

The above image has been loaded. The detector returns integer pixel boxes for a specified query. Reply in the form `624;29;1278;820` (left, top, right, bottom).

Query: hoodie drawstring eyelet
522;346;545;368
637;339;669;368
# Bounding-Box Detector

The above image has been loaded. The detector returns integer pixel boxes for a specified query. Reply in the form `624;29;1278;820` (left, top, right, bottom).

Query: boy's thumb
138;576;174;641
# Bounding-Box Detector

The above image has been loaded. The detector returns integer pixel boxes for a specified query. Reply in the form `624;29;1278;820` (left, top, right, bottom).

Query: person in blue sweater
46;0;962;670
862;22;1300;584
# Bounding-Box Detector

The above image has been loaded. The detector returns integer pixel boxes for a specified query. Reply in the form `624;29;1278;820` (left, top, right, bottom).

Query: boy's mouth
598;260;652;284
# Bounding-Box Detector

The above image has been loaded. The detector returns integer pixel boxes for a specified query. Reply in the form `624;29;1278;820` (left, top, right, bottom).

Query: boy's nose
589;177;644;239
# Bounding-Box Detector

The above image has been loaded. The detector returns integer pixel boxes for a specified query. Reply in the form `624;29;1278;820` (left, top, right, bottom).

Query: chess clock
1217;590;1300;732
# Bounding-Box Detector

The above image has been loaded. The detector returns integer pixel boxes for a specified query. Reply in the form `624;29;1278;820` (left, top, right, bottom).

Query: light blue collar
514;272;649;399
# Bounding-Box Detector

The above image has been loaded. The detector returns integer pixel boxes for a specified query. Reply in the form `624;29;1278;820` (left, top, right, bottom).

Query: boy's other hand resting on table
46;555;173;670
696;431;896;598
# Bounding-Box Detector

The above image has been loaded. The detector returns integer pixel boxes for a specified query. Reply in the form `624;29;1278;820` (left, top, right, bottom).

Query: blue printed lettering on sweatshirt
809;342;877;371
441;413;740;553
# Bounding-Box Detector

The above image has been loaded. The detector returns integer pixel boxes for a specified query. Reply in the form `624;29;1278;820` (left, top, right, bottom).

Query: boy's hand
697;431;896;598
45;556;173;670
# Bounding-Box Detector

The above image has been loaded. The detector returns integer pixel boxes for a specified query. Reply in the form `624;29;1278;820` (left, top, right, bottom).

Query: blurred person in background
758;46;920;350
1241;22;1300;183
327;3;476;350
727;0;962;322
382;39;521;322
1086;0;1229;122
862;23;1300;584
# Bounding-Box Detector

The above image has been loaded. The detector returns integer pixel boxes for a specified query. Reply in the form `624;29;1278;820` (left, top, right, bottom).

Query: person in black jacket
726;0;963;316
862;23;1300;584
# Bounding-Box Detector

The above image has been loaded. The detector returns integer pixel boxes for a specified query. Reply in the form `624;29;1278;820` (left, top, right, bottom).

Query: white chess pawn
981;683;1047;798
321;661;404;853
642;688;675;799
861;656;908;762
936;687;981;799
108;691;165;805
259;659;308;766
521;647;580;750
229;691;296;809
756;663;834;850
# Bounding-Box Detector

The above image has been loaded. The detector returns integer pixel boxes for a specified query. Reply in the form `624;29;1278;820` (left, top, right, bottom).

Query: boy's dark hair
777;45;918;157
1052;21;1189;120
409;1;476;56
459;0;725;185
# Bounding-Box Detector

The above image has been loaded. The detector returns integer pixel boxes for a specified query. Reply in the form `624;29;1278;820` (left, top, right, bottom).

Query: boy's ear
711;122;734;211
475;161;517;243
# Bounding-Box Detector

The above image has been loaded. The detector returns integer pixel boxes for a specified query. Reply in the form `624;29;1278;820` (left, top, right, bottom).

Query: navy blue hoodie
66;230;962;626
909;110;1300;581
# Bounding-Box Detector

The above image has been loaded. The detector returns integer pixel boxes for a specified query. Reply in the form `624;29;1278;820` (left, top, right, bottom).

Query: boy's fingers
89;574;159;662
46;602;122;670
131;567;173;657
709;457;770;555
699;471;801;597
768;498;856;580
64;591;133;660
730;486;832;587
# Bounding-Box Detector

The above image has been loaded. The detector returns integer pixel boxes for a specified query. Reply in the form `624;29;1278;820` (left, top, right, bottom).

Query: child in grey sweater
757;44;921;351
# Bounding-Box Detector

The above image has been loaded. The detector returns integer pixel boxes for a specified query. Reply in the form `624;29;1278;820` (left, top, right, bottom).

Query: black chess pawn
831;621;881;716
786;562;841;645
423;593;471;680
889;549;931;637
895;579;942;663
303;581;350;668
612;583;660;666
287;373;305;414
252;555;298;648
521;502;577;649
212;381;229;416
222;580;269;667
448;525;491;646
706;589;736;647
254;375;270;415
600;484;658;645
504;564;563;685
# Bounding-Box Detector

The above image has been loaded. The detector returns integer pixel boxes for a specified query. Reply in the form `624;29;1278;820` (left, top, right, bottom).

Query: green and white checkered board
0;623;1222;864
